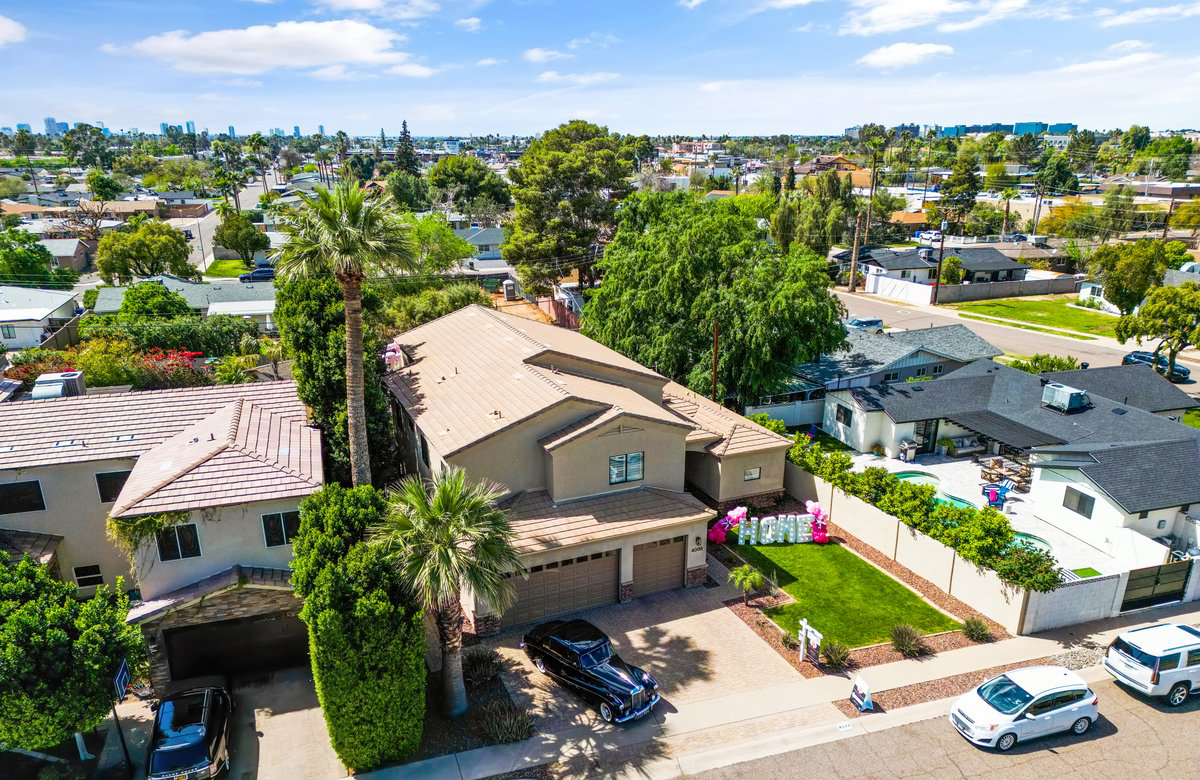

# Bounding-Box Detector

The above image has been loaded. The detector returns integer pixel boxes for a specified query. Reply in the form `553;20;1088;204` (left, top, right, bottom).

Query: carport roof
0;528;62;565
499;487;713;554
126;565;292;624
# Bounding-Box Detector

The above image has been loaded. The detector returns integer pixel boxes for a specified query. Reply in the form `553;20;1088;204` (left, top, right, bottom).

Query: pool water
1012;532;1053;555
894;471;978;510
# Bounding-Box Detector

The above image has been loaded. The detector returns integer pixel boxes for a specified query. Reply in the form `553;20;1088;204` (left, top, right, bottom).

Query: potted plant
936;437;954;456
870;442;885;457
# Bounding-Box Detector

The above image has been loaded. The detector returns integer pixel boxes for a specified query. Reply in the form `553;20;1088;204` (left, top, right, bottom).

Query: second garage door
164;611;308;680
501;550;619;628
632;535;686;598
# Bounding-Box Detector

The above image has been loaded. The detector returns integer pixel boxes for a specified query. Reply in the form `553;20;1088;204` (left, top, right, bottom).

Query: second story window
95;471;132;504
0;481;45;514
263;511;302;547
1063;487;1095;519
609;452;644;485
157;524;202;562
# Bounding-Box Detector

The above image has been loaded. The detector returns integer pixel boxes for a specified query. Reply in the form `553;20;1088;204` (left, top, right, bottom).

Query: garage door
632;535;686;598
165;611;308;680
501;550;619;628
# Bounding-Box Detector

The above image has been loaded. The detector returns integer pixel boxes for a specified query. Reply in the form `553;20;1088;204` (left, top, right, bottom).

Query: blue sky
2;1;1198;136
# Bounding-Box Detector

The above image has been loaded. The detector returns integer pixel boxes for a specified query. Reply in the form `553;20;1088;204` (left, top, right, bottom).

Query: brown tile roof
661;382;791;456
109;398;323;518
79;199;161;214
0;527;62;565
890;210;929;225
0;382;310;470
385;306;683;456
499;487;713;553
126;565;292;624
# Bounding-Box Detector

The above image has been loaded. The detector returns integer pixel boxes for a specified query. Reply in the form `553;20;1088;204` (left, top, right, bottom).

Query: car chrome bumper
1103;658;1153;692
614;692;660;723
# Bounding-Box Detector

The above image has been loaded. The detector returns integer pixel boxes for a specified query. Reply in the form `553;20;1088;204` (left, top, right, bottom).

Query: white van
1103;623;1200;706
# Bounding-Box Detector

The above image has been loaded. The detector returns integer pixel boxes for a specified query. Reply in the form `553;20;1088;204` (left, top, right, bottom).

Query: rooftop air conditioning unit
1041;382;1090;412
35;371;86;397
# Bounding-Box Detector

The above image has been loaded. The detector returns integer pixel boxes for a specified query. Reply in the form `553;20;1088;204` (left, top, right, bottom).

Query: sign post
110;659;134;779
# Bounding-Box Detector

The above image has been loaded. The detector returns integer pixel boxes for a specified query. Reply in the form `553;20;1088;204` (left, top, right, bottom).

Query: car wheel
875;328;884;334
994;732;1017;752
533;656;546;674
1070;717;1091;735
1167;682;1190;707
599;703;614;723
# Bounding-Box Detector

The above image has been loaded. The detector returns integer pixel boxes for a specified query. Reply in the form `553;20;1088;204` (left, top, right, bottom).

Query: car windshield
976;675;1034;715
579;641;613;669
1112;637;1159;668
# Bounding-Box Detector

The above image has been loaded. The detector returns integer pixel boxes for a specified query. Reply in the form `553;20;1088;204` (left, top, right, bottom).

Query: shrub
480;701;534;744
962;617;993;643
748;412;788;436
992;546;1061;593
2;349;73;390
891;624;927;657
821;639;851;671
462;647;504;687
80;313;261;357
781;632;801;651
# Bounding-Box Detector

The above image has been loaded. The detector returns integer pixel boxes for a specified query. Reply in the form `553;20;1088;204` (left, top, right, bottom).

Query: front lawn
204;256;252;278
1183;408;1200;430
947;295;1118;338
731;538;961;648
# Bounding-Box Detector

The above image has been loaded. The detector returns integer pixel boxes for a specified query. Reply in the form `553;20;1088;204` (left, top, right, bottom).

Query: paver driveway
485;559;803;734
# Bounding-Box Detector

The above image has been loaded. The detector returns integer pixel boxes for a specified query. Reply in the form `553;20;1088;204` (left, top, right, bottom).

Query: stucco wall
136;497;305;599
1;458;138;594
685;450;722;502
546;418;687;501
716;448;787;502
824;393;886;453
1021;573;1123;633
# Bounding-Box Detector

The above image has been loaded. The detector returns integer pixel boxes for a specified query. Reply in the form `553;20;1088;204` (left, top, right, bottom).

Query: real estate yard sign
798;617;823;664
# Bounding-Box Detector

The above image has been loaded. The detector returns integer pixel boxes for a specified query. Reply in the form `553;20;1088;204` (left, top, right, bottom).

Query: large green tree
582;190;846;404
214;212;271;265
0;228;79;289
118;282;192;318
1089;238;1170;315
95;219;194;283
275;182;416;486
386;170;430;212
939;154;981;232
371;468;522;718
1116;281;1200;380
504;120;634;294
85;168;123;202
400;213;475;273
0;558;145;750
427;155;510;214
61;124;114;170
394;120;421;177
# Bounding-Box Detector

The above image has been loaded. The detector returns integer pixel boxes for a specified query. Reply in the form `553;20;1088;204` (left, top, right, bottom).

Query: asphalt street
186;170;278;270
686;677;1200;780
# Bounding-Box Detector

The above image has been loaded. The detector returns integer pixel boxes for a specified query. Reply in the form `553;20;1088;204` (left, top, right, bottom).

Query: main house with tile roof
0;382;323;690
383;305;791;633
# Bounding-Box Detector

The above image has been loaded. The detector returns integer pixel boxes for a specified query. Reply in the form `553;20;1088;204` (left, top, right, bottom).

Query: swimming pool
1011;532;1053;555
894;471;978;510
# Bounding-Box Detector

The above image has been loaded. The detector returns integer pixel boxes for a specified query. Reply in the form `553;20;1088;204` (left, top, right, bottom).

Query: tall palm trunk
1002;200;1011;238
435;600;468;717
340;273;372;487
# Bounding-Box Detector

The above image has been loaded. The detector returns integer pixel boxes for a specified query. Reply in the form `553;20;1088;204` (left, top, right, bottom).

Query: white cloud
1107;39;1149;52
761;0;821;7
387;61;439;77
311;0;441;19
700;80;733;92
454;17;482;31
568;32;620;49
857;41;954;69
0;14;28;47
840;0;1031;36
537;70;619;85
679;0;705;8
793;22;814;32
1055;51;1160;73
523;47;570;63
938;0;1028;31
475;57;503;66
215;77;264;87
311;64;360;80
112;20;409;75
1097;2;1200;26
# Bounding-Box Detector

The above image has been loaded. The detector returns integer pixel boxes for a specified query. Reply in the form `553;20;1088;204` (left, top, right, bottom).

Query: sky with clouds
1;0;1198;136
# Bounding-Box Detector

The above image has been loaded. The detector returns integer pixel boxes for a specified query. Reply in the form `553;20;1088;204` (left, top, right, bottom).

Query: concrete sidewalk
363;601;1200;780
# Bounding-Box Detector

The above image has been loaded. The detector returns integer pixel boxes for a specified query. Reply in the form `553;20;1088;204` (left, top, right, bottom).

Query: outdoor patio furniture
948;435;985;457
982;483;1009;509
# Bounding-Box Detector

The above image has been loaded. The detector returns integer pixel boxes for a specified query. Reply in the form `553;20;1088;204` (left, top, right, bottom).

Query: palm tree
728;564;764;605
1000;187;1019;239
260;337;285;380
274;180;416;486
371;468;523;717
244;133;269;194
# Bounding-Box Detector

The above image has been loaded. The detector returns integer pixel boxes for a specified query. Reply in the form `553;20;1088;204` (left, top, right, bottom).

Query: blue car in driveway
238;266;275;283
1122;350;1190;382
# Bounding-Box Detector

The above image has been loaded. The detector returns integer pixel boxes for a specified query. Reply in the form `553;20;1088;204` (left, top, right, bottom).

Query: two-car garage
164;611;309;680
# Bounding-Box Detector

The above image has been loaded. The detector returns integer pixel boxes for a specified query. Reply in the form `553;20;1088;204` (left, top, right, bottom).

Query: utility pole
711;319;719;402
847;212;864;293
863;147;879;248
1162;197;1176;240
932;230;947;305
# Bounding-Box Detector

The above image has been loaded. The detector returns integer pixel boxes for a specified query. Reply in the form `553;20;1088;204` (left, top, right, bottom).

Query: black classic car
146;685;233;780
521;619;660;723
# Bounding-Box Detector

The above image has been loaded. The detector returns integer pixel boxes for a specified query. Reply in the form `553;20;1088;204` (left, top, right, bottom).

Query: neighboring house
703;190;733;200
0;382;323;691
1;201;64;220
0;285;77;349
795;155;861;175
93;276;278;329
383;305;790;633
846;246;1031;284
1080;267;1200;314
37;238;88;271
453;226;504;269
745;325;1001;426
79;198;162;221
890;210;929;233
823;360;1200;556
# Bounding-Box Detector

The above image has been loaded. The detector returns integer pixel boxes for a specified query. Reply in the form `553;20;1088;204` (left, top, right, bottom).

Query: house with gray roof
851;245;1032;285
453;226;504;269
37;237;88;271
93;276;278;328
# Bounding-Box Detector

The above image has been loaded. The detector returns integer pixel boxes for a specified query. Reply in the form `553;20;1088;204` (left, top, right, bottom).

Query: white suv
1103;623;1200;706
949;666;1098;752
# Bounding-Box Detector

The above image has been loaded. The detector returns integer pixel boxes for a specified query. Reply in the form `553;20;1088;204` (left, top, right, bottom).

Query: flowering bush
135;348;208;389
3;350;74;390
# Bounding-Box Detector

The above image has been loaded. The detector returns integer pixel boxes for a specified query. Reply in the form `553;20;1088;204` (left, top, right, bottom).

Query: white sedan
949;666;1099;752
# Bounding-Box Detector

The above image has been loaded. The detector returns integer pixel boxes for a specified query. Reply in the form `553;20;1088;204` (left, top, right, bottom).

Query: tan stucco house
383;305;790;633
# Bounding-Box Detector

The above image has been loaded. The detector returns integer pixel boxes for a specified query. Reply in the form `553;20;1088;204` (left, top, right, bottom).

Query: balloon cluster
707;505;747;544
806;500;830;544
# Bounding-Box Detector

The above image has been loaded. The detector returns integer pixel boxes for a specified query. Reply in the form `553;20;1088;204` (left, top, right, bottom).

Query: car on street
1009;234;1028;242
521;619;660;724
238;266;275;283
845;317;885;334
948;665;1098;752
1122;350;1191;382
1103;623;1200;706
146;685;233;780
918;230;943;242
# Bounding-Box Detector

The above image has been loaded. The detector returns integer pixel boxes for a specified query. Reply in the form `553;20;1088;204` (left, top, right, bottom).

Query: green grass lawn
789;429;854;451
1183;408;1200;429
204;256;252;278
957;313;1096;341
730;538;961;648
1071;567;1102;578
948;295;1118;338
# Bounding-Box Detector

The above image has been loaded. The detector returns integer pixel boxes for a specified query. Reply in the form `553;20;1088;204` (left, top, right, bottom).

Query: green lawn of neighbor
948;295;1118;338
730;536;961;648
1183;408;1200;430
1072;567;1102;578
204;256;253;278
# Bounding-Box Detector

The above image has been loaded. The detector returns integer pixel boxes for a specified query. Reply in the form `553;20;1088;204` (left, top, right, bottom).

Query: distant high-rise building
890;123;920;137
1048;122;1077;135
175;124;184;133
160;122;169;135
185;120;196;134
56;122;68;135
844;125;861;140
0;127;11;135
318;124;325;136
293;125;300;138
16;123;31;132
228;125;236;137
44;117;58;136
1013;121;1047;136
270;127;284;137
